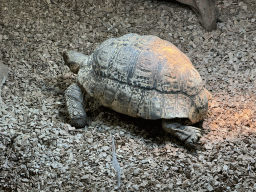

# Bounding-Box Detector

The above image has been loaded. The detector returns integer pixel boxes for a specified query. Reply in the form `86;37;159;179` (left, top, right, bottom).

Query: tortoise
63;33;211;146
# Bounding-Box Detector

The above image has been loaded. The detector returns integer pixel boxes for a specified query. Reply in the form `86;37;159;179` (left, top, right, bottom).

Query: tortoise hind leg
65;83;89;128
162;119;201;146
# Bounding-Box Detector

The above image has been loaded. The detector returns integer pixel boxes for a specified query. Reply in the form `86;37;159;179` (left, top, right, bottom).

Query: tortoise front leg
162;119;201;146
65;83;89;128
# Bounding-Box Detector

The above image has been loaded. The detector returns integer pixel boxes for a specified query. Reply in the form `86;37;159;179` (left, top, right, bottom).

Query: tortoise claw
183;126;201;146
162;121;202;146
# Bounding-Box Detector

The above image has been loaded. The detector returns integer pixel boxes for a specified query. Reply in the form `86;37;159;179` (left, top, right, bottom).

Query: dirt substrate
0;0;256;191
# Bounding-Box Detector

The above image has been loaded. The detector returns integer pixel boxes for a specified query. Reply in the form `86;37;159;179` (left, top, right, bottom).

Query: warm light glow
234;109;252;127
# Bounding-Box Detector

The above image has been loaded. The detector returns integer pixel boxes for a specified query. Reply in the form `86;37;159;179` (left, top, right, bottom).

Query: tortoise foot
162;120;202;146
180;126;201;146
65;83;89;128
70;117;90;128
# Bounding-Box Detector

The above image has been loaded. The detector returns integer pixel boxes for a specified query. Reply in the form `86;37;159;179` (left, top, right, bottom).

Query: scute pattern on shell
92;33;203;95
77;34;208;122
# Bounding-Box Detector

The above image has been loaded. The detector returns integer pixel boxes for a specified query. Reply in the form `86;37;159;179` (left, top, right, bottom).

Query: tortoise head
176;0;219;31
63;50;89;74
192;0;219;31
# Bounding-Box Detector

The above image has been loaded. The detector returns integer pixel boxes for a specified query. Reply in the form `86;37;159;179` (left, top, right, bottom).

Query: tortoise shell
77;34;209;123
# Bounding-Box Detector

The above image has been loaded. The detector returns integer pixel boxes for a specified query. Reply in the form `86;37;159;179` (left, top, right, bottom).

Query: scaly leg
65;83;89;128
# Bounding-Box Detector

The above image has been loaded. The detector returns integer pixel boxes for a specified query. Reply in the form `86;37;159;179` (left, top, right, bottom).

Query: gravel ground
1;0;256;191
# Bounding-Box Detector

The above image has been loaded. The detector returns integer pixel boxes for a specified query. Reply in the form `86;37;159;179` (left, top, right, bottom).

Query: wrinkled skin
176;0;218;31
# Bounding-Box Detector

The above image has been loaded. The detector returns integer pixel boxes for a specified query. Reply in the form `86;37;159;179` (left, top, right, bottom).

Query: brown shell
78;34;209;123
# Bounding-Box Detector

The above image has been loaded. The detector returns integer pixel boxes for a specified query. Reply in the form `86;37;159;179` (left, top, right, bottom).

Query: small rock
21;178;30;183
68;153;73;161
251;144;256;149
80;174;90;181
133;185;139;190
51;162;59;169
105;155;111;162
207;184;214;191
223;165;228;171
102;146;110;151
151;162;157;168
133;168;140;176
168;183;174;189
141;159;148;163
3;35;8;40
0;144;6;151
